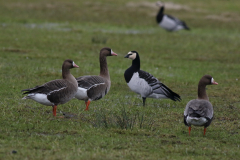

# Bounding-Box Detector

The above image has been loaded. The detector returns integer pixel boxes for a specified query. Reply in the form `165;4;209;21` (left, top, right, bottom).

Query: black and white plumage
124;51;181;106
75;47;117;110
184;75;218;136
156;1;190;31
22;59;79;116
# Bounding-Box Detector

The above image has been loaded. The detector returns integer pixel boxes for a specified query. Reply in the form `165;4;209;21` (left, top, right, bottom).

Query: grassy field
0;0;240;159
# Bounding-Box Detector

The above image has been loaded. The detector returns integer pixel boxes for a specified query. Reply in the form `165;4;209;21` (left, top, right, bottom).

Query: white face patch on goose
128;52;136;60
211;78;214;84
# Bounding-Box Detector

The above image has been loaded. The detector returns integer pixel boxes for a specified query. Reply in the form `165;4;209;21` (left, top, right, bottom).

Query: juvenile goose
22;59;79;116
156;1;190;31
75;47;117;110
124;51;181;106
184;75;218;136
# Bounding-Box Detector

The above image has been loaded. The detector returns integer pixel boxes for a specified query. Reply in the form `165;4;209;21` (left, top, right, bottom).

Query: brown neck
99;55;110;79
197;82;209;100
62;66;71;79
62;66;78;88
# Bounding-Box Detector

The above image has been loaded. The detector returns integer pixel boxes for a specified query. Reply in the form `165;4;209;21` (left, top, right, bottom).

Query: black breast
124;68;134;83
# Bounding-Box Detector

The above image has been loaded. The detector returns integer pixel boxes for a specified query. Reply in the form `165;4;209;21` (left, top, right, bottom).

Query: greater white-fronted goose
124;51;181;106
184;75;218;136
22;59;79;116
75;47;117;110
156;1;190;31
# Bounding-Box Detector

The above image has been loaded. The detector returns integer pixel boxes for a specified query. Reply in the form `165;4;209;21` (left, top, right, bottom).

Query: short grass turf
0;0;240;159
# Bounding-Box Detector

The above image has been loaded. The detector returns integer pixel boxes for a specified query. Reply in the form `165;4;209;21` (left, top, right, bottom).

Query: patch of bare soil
206;12;240;22
5;2;73;10
125;1;205;17
126;1;191;11
2;48;29;53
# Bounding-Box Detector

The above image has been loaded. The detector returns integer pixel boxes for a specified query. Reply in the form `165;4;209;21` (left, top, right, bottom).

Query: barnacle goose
156;1;190;31
124;51;181;106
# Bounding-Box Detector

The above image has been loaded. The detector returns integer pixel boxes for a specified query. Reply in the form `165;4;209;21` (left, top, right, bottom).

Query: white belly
127;72;152;97
159;15;177;30
75;87;88;101
24;93;53;106
148;93;168;99
174;25;184;31
186;116;208;126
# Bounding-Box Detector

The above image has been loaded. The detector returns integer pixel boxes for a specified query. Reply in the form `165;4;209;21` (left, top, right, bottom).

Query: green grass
0;0;240;159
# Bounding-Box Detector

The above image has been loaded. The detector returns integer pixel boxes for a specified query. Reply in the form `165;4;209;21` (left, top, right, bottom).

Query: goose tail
161;83;181;102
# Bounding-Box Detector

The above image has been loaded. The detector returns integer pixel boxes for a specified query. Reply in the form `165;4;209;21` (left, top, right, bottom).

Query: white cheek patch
129;53;136;60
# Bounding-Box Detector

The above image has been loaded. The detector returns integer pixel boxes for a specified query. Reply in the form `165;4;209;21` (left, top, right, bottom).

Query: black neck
124;55;140;83
130;55;140;72
156;6;164;23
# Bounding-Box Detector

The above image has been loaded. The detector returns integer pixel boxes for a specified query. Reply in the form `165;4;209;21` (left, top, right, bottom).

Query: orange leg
204;128;207;136
85;100;91;111
188;126;191;135
52;105;57;116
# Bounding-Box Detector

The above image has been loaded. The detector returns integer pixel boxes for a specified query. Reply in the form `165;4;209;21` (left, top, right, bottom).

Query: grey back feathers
184;99;213;119
138;70;181;101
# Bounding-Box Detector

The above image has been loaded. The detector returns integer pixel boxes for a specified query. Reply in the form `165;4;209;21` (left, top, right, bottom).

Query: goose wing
166;15;182;23
76;76;105;89
138;70;181;101
22;79;76;104
22;79;67;95
166;15;188;27
76;75;108;100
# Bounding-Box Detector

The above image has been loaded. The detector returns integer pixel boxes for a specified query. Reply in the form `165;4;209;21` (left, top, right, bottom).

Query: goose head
124;51;139;60
200;75;218;86
63;59;79;69
100;47;117;57
156;1;164;7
